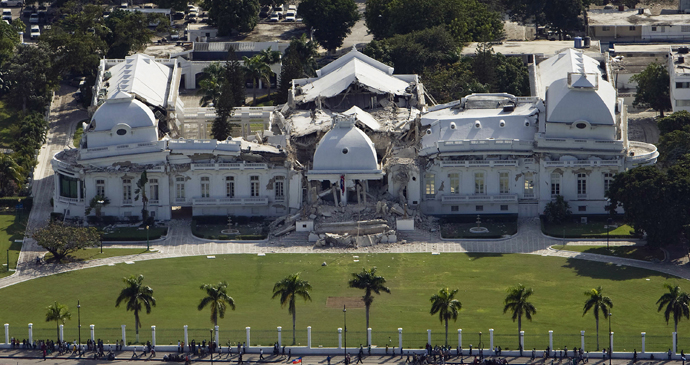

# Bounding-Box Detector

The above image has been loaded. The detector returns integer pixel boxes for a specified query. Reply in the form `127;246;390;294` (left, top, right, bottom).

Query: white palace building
51;47;658;222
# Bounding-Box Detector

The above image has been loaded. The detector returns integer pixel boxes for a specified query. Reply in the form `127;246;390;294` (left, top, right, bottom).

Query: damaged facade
52;47;658;236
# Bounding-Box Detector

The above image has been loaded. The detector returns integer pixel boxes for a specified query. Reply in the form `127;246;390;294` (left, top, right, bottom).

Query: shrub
543;195;572;224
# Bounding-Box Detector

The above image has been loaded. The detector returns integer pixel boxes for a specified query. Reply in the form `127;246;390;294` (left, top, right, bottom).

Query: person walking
260;348;264;360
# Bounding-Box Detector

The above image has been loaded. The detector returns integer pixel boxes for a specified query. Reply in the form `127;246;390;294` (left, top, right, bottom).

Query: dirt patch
326;297;365;308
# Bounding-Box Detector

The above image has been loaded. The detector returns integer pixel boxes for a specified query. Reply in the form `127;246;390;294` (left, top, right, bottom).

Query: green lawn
0;99;21;148
45;248;151;262
542;218;635;238
101;226;168;241
0;253;687;351
551;245;665;262
0;213;27;278
72;121;85;147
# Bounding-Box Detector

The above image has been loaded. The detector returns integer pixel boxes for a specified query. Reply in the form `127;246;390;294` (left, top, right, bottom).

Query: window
425;173;435;197
578;206;587;212
683;25;690;32
575;122;587;129
95;179;105;197
451;206;459;212
226;176;235;198
59;174;79;198
604;173;614;193
122;178;132;204
475;205;483;212
550;173;561;197
577;173;587;196
116;129;127;136
629;26;636;31
201;176;210;198
501;205;509;211
275;176;285;201
474;172;485;194
175;176;185;200
149;178;159;201
602;26;611;31
652;26;657;31
448;173;460;194
677;100;690;107
676;82;690;89
499;172;509;194
524;177;534;197
250;176;260;197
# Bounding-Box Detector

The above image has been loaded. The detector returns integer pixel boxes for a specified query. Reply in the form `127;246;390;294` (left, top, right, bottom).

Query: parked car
1;9;11;21
173;11;184;20
284;12;295;21
287;4;296;11
29;12;38;22
269;13;279;22
30;24;39;38
119;2;127;8
1;0;22;7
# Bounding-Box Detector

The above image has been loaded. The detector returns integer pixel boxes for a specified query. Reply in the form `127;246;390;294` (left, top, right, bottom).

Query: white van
1;0;23;7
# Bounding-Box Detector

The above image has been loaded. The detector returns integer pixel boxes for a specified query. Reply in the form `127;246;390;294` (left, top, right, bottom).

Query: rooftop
587;8;690;26
670;46;690;75
461;41;601;57
612;44;671;54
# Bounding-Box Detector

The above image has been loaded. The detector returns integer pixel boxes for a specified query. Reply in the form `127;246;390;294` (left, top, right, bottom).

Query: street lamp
608;312;613;365
606;218;613;250
343;305;347;362
146;225;150;251
77;300;81;357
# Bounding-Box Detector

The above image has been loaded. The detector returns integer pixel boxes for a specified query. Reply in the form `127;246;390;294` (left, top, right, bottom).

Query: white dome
91;90;156;132
312;123;378;172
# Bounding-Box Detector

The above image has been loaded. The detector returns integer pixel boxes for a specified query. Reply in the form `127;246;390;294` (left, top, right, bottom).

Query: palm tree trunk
253;79;258;105
135;310;140;343
292;311;296;345
266;75;272;101
518;315;522;350
445;318;449;347
56;321;59;343
596;318;599;351
365;304;370;330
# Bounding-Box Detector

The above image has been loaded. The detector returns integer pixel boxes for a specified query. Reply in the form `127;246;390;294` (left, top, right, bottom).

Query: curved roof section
312;121;378;172
537;49;603;98
91;90;157;131
546;78;616;125
106;54;172;108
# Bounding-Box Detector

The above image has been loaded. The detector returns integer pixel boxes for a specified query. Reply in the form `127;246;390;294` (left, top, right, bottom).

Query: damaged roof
106;54;172;109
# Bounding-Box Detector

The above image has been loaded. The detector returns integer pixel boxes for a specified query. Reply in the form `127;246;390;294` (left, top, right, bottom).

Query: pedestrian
356;353;363;364
288;349;292;360
406;352;411;363
401;346;404;359
260;348;264;360
239;352;243;364
327;355;331;365
532;348;536;360
633;350;637;363
669;348;673;360
282;345;286;356
469;345;472;356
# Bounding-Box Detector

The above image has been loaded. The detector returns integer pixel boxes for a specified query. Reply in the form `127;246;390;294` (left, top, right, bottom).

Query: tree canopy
32;223;101;263
202;0;260;36
630;62;671;117
298;0;359;53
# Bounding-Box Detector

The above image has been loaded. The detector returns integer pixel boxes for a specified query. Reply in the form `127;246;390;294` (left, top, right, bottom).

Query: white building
668;45;690;113
588;8;690;42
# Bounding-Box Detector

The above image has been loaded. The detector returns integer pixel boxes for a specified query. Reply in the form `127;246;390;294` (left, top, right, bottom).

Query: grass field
551;245;665;262
542;218;634;238
0;213;28;278
0;253;688;351
44;248;151;262
72;122;84;148
0;99;21;148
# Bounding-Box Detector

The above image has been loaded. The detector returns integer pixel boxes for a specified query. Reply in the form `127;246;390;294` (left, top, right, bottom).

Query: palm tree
429;288;462;346
272;272;312;345
657;283;690;334
348;267;391;330
243;55;271;105
198;281;236;326
45;301;71;342
258;47;281;100
196;62;225;107
583;286;613;350
115;274;156;343
0;153;23;195
503;284;536;350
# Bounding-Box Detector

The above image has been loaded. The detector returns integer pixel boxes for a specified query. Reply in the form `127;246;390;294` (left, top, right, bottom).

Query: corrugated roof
106;54;172;108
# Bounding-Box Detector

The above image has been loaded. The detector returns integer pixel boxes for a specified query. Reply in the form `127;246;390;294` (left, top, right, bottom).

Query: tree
45;301;71;342
630;62;671;117
32;223;101;263
284;34;318;77
0;154;23;197
348;267;391;330
197;62;226;107
4;44;58;112
243;55;271;105
0;19;21;65
583;286;613;350
494;53;530;96
134;171;149;223
198;281;236;326
298;0;359;53
543;195;571;224
657;283;690;334
258;47;281;100
429;288;462;346
473;42;496;88
422;62;488;103
105;9;168;59
152;0;187;11
115;274;156;343
657;130;690;167
211;49;245;140
503;284;536;350
276;47;304;104
272;273;312;345
203;0;261;36
657;111;690;136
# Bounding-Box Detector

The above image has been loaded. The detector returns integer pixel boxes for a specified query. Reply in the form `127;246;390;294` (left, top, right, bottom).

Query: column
367;328;372;347
610;331;614;354
90;325;95;342
427;330;431;345
338;328;343;349
121;325;126;345
580;331;585;352
278;327;282;347
28;323;32;344
458;329;462;350
152;326;156;347
673;332;677;355
184;325;188;346
519;331;524;352
246;327;251;348
307;326;312;349
489;329;494;354
398;328;403;350
549;330;553;352
215;326;219;345
59;324;64;342
641;332;646;354
4;324;8;344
